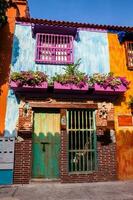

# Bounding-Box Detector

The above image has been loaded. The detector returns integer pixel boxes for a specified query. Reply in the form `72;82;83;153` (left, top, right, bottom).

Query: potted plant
52;59;89;92
128;95;133;113
10;71;48;91
88;73;130;94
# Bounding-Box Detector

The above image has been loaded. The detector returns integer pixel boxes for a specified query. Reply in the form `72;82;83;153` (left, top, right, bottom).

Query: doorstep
30;178;61;183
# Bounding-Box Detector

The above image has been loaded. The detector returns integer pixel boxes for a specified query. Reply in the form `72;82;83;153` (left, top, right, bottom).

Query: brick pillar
60;130;68;182
13;107;33;184
18;108;33;132
96;131;117;181
13;138;32;184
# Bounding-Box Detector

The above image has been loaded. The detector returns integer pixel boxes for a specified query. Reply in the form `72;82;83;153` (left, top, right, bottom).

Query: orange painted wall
0;8;17;134
108;33;133;180
0;3;28;135
17;3;29;18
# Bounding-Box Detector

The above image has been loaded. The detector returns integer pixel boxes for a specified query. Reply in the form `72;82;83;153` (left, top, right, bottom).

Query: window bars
125;41;133;69
67;109;97;173
35;33;74;64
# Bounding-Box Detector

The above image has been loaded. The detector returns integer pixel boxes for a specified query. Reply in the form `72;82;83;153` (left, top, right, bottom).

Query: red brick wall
13;138;32;184
14;107;33;184
60;106;117;183
14;130;117;184
60;130;117;183
18;108;33;132
13;104;117;183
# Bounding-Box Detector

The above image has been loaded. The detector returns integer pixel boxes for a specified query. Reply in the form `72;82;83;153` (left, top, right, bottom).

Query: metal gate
67;109;97;173
0;138;15;184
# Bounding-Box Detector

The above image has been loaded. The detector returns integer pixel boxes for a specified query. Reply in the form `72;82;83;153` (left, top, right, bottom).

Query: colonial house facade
0;0;29;185
1;17;133;184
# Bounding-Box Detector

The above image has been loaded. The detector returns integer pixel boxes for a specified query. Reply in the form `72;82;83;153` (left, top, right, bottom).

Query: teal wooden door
32;110;60;179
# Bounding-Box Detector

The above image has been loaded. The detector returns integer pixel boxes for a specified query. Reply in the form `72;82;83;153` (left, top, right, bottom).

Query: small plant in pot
88;72;130;93
52;59;89;91
10;71;48;90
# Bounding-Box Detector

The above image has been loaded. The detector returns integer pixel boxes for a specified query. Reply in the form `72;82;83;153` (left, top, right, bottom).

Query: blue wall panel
5;24;110;137
0;170;13;185
11;24;65;77
4;90;19;137
74;31;110;74
11;25;110;76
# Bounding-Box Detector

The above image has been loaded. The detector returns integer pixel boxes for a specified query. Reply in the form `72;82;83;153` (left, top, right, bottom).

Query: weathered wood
35;33;73;64
29;102;97;109
32;111;60;179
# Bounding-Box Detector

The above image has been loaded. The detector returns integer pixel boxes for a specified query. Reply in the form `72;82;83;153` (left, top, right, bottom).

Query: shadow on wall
3;129;17;138
0;23;13;94
32;131;60;152
12;35;20;66
114;94;126;106
117;130;133;180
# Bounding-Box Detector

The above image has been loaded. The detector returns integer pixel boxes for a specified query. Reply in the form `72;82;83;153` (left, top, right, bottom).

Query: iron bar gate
67;109;97;173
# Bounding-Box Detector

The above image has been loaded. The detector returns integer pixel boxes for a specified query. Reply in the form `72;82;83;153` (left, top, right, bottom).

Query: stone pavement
0;180;133;200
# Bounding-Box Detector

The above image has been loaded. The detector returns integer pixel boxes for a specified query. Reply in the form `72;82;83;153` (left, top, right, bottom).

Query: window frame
125;41;133;70
35;33;74;65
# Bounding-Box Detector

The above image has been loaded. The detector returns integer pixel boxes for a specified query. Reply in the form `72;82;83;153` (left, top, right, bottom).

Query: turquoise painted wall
11;24;110;75
4;90;19;137
5;24;110;136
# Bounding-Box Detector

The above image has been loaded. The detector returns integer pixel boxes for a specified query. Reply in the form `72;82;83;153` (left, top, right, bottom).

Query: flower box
10;81;48;91
94;83;127;94
54;82;89;92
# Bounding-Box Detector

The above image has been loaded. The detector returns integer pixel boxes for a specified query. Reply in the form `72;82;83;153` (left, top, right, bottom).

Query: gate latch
41;142;50;151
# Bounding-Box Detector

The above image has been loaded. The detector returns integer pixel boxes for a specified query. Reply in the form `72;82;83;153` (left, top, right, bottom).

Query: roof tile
16;17;133;32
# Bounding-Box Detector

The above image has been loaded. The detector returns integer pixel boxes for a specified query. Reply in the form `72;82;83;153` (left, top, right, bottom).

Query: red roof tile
16;17;133;32
13;0;27;3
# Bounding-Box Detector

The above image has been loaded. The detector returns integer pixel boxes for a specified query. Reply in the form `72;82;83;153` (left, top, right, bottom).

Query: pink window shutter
35;33;74;64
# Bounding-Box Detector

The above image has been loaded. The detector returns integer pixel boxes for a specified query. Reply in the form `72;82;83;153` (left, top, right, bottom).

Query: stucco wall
0;8;17;135
4;25;110;137
108;33;133;180
0;3;29;135
11;25;110;75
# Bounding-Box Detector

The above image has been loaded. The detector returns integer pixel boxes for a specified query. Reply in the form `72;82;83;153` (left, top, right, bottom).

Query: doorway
32;109;60;179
